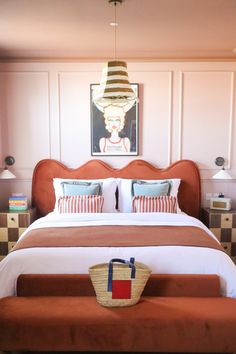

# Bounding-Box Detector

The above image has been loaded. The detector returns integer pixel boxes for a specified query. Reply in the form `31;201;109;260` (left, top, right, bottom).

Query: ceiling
0;0;236;61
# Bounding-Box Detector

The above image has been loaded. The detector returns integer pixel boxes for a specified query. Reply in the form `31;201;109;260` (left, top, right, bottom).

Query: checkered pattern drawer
201;208;236;264
0;209;36;261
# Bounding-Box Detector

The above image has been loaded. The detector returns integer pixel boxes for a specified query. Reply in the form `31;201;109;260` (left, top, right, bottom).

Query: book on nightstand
9;193;28;211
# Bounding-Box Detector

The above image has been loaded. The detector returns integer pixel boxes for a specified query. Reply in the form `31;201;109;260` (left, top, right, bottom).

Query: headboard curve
32;159;201;218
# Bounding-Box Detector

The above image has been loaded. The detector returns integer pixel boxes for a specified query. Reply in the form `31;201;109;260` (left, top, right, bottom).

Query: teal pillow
132;181;170;197
61;182;102;196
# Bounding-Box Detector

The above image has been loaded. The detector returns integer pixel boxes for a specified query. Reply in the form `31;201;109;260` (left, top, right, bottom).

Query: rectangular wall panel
179;71;233;170
129;71;172;167
59;70;172;168
0;72;50;178
59;71;100;167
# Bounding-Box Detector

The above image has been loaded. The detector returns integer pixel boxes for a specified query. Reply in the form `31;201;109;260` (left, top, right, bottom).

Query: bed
1;158;236;352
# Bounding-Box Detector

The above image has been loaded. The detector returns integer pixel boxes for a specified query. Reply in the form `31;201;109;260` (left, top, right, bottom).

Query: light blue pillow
132;182;170;197
61;182;102;196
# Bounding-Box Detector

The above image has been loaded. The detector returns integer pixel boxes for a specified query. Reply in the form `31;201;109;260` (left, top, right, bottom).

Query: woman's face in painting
106;116;122;132
103;105;125;133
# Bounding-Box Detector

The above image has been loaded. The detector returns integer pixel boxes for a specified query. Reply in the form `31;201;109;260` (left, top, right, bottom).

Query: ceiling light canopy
92;0;138;113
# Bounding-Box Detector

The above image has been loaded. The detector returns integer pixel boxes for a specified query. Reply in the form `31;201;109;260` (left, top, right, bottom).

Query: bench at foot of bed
1;295;236;352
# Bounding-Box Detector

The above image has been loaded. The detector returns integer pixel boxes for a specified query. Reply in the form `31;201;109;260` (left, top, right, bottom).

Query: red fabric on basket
112;280;131;299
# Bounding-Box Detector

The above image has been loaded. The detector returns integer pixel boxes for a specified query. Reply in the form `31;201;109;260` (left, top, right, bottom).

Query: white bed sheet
0;212;236;298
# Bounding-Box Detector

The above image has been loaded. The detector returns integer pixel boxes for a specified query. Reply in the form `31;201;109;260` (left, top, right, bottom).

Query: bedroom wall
0;61;235;210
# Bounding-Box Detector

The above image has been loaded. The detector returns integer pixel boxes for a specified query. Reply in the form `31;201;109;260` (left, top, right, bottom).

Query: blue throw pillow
132;181;171;197
61;182;102;196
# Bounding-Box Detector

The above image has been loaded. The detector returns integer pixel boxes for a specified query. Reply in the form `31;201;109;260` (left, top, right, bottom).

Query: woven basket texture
89;261;151;307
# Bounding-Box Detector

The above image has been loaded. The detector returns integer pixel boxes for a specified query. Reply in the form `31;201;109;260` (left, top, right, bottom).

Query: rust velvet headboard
31;159;201;218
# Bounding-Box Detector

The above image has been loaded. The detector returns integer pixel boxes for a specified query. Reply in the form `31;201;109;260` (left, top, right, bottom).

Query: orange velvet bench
1;274;236;352
16;273;221;297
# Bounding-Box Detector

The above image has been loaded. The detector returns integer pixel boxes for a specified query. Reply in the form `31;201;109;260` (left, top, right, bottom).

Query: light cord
114;2;117;60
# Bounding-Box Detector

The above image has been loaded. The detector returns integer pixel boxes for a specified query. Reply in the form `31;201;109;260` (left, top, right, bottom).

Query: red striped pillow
132;196;177;213
58;195;104;213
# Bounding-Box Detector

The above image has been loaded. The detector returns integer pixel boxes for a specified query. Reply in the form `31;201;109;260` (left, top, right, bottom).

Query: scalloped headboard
32;159;201;218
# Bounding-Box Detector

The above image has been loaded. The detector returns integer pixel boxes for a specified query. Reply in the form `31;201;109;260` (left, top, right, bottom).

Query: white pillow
53;177;117;213
117;178;181;213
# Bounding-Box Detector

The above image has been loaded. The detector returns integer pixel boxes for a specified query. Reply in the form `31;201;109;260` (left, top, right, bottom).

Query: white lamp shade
212;169;232;180
0;168;16;179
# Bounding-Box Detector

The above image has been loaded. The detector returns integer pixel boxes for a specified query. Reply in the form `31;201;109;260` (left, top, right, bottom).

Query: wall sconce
212;157;232;180
0;156;16;179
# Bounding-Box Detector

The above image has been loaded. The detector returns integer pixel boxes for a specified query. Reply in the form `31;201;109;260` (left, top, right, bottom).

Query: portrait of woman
91;84;139;156
99;105;131;154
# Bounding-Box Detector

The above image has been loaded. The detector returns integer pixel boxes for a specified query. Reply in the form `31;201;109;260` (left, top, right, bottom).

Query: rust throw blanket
12;225;224;252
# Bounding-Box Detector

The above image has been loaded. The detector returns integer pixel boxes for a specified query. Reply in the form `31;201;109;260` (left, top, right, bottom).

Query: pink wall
0;61;235;211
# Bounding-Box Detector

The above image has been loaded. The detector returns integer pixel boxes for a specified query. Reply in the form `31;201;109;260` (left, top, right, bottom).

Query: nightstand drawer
0;208;36;261
202;207;236;264
7;213;19;228
221;214;233;228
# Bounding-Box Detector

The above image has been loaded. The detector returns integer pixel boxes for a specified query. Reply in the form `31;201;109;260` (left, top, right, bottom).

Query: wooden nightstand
201;207;236;264
0;208;36;261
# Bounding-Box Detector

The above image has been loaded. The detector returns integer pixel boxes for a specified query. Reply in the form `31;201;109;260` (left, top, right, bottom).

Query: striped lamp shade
93;60;138;113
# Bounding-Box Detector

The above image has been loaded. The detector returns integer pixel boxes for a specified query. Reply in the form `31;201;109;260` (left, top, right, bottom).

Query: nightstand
0;208;37;261
201;207;236;264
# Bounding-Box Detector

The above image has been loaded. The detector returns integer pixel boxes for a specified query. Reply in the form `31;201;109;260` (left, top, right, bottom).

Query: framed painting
90;83;139;156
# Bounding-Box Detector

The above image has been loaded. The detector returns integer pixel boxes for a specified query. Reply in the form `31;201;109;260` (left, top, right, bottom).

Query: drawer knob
224;246;228;250
225;218;229;221
10;217;15;222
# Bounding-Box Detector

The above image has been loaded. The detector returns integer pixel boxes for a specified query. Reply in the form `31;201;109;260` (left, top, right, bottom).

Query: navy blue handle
107;258;136;292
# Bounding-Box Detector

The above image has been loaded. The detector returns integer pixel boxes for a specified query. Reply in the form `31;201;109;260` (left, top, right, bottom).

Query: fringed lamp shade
93;60;138;113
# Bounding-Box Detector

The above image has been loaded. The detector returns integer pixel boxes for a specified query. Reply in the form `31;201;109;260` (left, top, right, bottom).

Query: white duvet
0;212;236;298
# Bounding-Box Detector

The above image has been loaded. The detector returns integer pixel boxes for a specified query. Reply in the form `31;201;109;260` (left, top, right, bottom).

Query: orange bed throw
12;225;224;251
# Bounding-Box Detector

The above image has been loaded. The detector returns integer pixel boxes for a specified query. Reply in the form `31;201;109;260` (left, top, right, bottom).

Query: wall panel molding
1;62;236;205
58;70;173;168
178;71;183;161
178;70;234;171
0;71;51;177
227;71;234;169
167;71;173;165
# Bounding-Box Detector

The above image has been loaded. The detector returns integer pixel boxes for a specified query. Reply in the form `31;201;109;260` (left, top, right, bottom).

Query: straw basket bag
89;257;151;307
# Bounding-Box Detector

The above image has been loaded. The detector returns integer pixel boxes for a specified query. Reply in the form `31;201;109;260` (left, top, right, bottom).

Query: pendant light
92;0;138;113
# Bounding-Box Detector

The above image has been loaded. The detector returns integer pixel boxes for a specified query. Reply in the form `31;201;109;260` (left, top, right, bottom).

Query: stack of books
9;194;28;211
